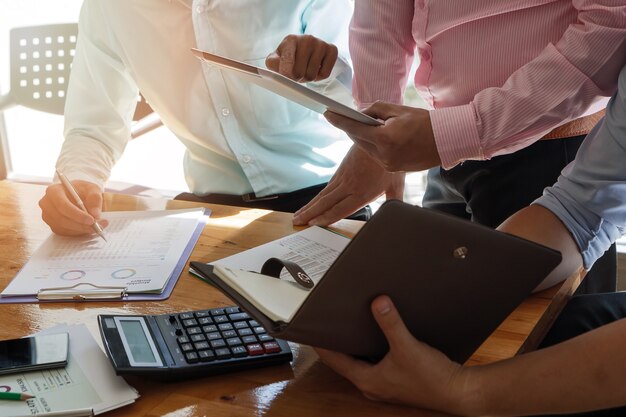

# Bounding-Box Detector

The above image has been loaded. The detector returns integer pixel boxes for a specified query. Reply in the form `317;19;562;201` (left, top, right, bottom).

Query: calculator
98;306;292;381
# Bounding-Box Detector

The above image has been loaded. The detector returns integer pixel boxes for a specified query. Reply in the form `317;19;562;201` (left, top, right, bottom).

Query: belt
541;110;605;140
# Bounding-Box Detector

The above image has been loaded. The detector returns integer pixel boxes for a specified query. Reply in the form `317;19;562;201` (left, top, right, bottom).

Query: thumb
83;189;103;221
265;52;280;72
371;295;413;351
362;101;399;121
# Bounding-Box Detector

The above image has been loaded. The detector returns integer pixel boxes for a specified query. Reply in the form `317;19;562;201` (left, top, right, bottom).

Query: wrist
447;365;486;417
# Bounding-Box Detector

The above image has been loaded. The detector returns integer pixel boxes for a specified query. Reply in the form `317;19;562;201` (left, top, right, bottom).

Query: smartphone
0;333;69;375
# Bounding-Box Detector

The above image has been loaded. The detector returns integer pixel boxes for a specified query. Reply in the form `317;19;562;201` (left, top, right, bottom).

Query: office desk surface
0;181;581;417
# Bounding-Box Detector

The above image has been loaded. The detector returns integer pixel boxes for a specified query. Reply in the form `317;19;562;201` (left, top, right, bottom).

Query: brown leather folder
190;200;561;363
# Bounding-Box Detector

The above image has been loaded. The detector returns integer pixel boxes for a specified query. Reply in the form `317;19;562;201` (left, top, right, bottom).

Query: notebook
190;48;382;126
190;200;562;363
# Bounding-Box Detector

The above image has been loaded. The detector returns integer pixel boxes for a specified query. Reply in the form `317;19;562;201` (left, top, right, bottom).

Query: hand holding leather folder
190;200;561;363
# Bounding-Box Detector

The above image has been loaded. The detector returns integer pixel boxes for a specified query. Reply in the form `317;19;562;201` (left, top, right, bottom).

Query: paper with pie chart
1;208;206;297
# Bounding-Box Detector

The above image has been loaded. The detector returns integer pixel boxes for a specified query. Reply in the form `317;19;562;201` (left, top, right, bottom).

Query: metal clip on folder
37;283;127;301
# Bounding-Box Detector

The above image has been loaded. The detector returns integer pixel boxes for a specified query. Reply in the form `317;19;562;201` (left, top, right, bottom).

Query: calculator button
224;306;240;314
242;335;257;344
190;334;206;342
248;320;260;327
185;352;199;363
253;326;266;334
168;315;177;324
263;342;281;354
246;343;264;356
234;321;249;329
187;327;202;335
229;312;250;321
198;317;213;326
213;315;228;324
221;330;237;338
182;318;199;327
194;341;211;351
194;311;211;318
210;308;226;316
177;336;190;344
210;339;227;349
180;343;194;352
238;328;254;337
226;337;243;347
215;348;232;359
206;332;222;340
202;325;218;333
231;346;248;357
218;323;234;331
198;350;215;362
258;334;274;343
179;312;195;320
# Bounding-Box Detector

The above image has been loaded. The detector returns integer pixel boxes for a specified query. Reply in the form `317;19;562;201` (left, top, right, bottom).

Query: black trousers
422;136;617;294
532;292;626;416
175;183;372;221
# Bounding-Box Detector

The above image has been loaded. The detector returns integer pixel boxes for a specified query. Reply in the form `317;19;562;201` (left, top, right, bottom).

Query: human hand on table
39;180;108;236
292;146;405;226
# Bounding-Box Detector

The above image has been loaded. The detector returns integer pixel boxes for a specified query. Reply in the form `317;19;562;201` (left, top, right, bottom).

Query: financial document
1;208;206;297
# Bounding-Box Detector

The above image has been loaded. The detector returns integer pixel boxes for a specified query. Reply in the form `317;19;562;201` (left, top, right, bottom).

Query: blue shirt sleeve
534;65;626;269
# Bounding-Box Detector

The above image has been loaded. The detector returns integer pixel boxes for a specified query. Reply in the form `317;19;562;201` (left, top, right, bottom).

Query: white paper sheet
2;208;206;296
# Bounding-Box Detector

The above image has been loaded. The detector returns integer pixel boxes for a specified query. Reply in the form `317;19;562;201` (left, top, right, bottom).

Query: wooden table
0;181;582;417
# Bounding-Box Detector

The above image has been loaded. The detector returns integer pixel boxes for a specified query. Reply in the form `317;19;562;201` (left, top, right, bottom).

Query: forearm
497;205;583;291
463;318;626;416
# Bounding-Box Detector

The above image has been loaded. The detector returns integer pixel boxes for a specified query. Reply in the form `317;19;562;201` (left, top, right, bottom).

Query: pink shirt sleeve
350;0;626;170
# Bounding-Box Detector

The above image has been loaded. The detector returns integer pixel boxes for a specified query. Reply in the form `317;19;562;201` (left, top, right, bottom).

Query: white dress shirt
58;0;354;196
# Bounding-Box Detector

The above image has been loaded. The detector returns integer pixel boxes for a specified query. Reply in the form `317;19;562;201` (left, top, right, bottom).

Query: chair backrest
9;23;77;115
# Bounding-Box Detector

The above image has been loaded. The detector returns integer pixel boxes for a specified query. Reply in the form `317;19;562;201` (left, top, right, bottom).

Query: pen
0;391;35;401
56;169;107;242
15;408;94;417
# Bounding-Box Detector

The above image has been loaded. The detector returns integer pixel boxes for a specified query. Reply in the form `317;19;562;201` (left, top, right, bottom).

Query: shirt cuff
430;103;483;170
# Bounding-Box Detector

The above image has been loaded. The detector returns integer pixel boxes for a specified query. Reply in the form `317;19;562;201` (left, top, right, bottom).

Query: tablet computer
190;48;382;126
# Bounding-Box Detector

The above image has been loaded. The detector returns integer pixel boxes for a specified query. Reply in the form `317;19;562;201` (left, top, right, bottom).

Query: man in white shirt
39;0;359;236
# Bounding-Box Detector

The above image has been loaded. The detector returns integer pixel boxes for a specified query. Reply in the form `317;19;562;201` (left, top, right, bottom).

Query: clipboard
190;48;383;126
0;209;209;304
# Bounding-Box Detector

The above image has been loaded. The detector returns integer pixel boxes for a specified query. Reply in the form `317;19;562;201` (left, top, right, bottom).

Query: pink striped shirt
350;0;626;169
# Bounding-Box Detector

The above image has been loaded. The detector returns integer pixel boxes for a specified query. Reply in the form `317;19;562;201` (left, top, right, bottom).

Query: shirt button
420;50;431;61
418;0;426;9
242;155;252;164
221;107;230;117
195;5;204;13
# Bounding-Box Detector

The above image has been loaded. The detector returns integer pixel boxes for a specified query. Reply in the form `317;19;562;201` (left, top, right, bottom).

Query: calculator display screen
114;317;163;367
119;320;156;363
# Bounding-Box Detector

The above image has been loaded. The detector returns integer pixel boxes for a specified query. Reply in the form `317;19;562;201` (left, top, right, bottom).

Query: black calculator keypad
173;307;284;365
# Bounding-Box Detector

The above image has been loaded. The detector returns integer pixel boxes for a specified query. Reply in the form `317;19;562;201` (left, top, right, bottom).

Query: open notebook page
213;265;310;323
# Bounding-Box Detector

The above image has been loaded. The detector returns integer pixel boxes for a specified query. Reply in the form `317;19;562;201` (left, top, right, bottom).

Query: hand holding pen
49;171;106;241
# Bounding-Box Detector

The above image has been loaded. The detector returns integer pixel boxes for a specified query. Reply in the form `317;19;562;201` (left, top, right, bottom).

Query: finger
265;51;280;72
293;183;345;226
277;35;298;79
292;36;314;82
371;295;415;351
317;44;338;81
83;188;103;220
324;111;380;145
303;41;326;82
315;348;371;381
307;193;369;226
362;101;401;120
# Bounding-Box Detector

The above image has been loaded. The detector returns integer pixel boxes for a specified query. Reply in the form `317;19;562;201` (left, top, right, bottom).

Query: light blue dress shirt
535;65;626;269
58;0;354;197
